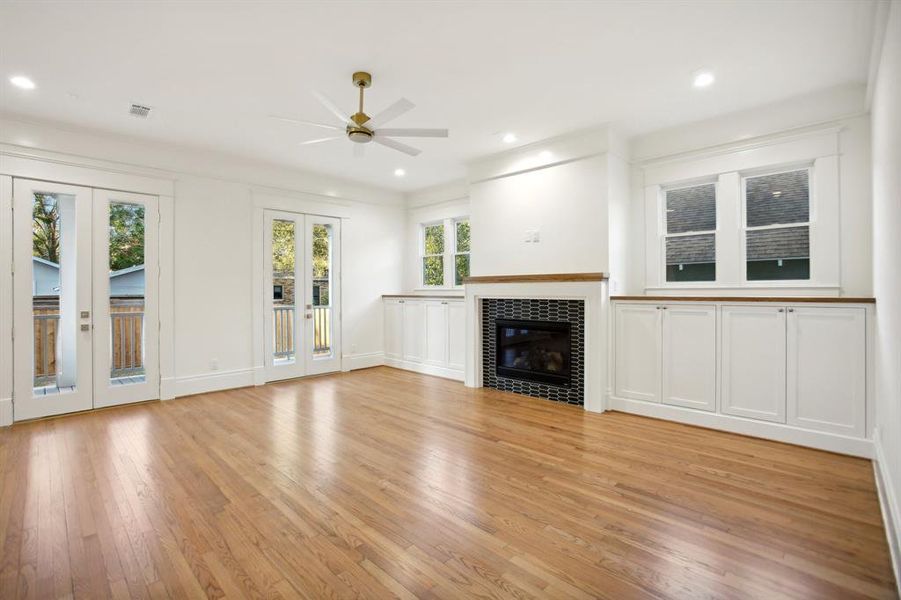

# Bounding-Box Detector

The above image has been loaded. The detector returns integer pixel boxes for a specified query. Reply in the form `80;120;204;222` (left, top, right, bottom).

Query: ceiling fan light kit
280;70;448;157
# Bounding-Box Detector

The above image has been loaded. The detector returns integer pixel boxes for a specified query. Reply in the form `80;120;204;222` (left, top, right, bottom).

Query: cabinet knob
778;308;785;312
398;300;405;304
788;308;795;312
662;307;668;310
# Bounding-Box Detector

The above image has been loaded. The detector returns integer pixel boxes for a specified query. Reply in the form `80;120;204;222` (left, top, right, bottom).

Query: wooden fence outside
33;297;145;385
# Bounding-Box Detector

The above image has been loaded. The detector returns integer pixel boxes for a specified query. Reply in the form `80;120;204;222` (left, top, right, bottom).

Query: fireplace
481;298;585;405
495;319;571;386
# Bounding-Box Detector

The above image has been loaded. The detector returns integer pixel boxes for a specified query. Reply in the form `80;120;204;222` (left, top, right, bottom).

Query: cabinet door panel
384;301;404;359
447;302;466;371
662;305;716;411
721;306;786;422
614;304;660;403
424;301;448;366
402;301;426;363
787;307;865;436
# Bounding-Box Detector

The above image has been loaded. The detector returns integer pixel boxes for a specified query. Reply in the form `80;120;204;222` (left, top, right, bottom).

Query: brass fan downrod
348;71;373;142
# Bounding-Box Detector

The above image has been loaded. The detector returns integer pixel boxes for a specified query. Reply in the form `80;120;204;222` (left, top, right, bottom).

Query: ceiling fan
272;71;448;157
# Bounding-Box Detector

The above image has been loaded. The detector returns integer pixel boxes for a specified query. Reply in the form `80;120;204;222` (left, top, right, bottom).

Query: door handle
80;311;90;319
305;313;312;319
80;324;90;331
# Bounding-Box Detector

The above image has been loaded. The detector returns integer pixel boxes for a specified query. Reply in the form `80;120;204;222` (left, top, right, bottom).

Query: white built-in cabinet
614;304;716;411
612;300;871;456
721;306;787;422
383;297;465;381
613;305;660;403
662;305;717;412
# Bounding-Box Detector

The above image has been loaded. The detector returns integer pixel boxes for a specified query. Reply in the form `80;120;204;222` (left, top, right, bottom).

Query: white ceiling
0;1;878;192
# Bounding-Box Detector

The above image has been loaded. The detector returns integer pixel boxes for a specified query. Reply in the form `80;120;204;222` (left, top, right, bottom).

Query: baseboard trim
343;352;385;372
160;377;176;400
384;357;464;382
608;395;873;458
174;368;256;398
0;397;12;427
873;428;901;596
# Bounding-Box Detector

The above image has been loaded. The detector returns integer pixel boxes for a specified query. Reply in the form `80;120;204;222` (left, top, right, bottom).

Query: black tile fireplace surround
482;298;585;405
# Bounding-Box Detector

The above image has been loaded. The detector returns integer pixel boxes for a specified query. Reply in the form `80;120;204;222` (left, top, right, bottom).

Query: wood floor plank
0;366;895;599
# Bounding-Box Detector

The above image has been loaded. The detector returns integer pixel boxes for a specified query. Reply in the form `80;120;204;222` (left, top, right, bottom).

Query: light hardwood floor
0;366;896;599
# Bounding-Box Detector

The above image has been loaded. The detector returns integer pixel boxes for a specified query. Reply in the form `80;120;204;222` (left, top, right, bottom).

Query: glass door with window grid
263;211;341;382
303;215;340;375
12;179;159;421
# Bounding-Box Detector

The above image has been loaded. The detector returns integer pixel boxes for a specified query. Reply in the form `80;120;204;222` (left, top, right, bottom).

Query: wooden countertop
611;295;876;304
382;294;464;300
463;272;608;284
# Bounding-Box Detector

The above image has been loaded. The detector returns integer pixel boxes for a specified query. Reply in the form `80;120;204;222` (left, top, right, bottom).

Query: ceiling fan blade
353;143;365;158
375;128;448;138
363;98;415;130
373;136;421;156
299;136;341;146
312;91;355;127
269;115;341;130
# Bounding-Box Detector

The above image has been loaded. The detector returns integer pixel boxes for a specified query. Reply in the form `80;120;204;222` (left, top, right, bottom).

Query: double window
421;217;471;288
660;166;813;285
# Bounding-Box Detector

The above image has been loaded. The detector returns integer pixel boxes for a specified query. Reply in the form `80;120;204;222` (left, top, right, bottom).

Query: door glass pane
32;192;76;394
109;202;146;384
272;219;296;364
312;223;332;357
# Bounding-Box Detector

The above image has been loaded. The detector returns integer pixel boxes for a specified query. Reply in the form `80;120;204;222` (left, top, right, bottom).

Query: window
421;222;444;287
743;169;810;281
664;183;716;282
454;219;470;286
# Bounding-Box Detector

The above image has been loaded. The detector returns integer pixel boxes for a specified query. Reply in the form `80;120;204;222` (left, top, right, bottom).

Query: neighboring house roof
33;256;60;269
110;265;144;277
666;171;810;265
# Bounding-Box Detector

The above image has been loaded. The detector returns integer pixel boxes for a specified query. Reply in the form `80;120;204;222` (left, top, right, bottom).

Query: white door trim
0;176;13;425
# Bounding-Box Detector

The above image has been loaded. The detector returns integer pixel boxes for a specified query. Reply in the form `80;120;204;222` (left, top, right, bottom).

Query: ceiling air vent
129;103;152;118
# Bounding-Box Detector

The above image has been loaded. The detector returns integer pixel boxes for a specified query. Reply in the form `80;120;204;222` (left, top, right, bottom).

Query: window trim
660;180;718;285
420;220;446;288
739;165;814;285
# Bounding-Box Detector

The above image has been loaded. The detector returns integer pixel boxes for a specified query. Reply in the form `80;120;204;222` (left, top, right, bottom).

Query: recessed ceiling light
539;150;553;160
9;75;35;90
692;70;715;89
502;132;517;144
394;168;406;177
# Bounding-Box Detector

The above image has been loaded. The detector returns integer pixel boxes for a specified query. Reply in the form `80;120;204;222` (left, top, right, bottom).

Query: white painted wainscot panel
384;297;465;381
610;299;874;457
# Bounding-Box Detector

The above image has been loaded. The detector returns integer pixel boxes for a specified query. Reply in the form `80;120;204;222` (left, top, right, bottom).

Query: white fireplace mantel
463;273;609;413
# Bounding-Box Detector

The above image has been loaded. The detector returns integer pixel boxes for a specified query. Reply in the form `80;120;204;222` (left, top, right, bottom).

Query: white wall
871;0;901;575
0;114;405;395
466;128;628;279
628;85;872;296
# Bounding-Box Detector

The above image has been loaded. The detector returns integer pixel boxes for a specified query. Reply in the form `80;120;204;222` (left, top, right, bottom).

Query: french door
264;210;341;382
12;179;159;420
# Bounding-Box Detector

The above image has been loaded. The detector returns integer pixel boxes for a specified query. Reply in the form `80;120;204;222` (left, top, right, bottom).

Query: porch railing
272;305;332;360
33;297;145;385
